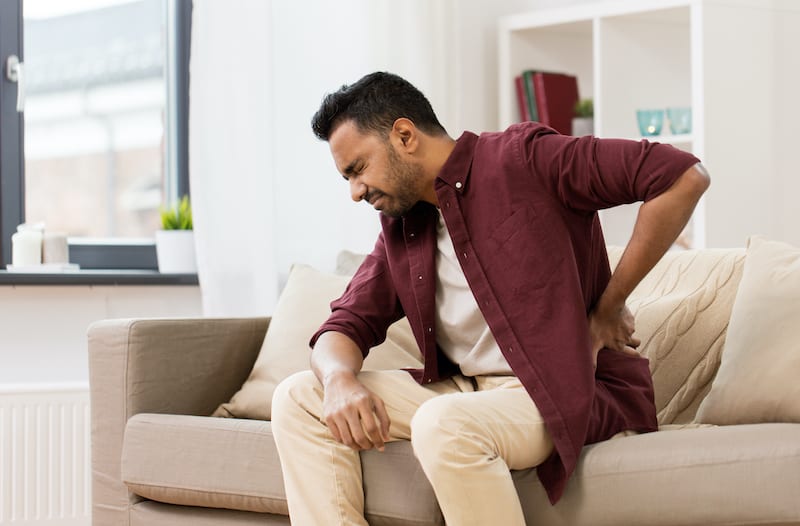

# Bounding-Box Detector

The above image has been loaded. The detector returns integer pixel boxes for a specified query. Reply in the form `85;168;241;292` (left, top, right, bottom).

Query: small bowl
667;107;692;134
636;109;664;136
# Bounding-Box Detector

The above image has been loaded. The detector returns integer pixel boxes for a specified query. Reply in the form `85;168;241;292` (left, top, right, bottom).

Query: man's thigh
413;376;554;470
355;370;463;441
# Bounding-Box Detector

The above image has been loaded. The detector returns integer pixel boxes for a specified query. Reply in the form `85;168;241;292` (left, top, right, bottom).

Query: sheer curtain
189;0;454;316
189;1;277;316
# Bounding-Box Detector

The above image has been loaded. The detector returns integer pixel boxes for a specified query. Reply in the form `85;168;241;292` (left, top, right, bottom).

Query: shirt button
409;232;415;238
426;379;432;384
427;327;433;333
455;182;463;189
418;275;423;280
508;347;513;353
445;202;451;209
462;252;468;259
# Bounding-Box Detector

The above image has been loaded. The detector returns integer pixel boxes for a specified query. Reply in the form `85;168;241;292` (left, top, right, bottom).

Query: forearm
600;163;710;309
311;331;366;386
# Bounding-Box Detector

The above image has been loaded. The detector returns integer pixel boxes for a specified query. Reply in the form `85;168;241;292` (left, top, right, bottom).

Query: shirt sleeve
309;231;405;358
521;126;701;212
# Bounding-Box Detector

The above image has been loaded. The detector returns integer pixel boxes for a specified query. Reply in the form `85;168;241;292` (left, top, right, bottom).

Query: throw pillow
607;246;746;425
696;236;800;424
336;249;367;275
213;264;423;420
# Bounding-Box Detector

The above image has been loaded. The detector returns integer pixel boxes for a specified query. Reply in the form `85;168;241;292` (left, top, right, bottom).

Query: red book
533;72;579;135
514;75;531;121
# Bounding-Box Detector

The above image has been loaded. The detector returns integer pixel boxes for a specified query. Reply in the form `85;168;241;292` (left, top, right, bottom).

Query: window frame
0;0;192;272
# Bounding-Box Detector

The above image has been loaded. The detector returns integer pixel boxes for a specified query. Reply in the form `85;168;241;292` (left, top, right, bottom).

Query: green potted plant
155;195;197;273
572;98;594;136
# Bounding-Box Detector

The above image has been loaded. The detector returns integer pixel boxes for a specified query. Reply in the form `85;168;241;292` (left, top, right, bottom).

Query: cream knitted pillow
608;247;745;425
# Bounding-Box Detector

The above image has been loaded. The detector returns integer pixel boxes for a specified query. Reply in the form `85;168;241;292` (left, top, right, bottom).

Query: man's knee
410;395;474;464
271;370;321;426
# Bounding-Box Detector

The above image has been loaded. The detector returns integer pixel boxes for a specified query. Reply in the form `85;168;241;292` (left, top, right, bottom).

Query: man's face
329;120;424;218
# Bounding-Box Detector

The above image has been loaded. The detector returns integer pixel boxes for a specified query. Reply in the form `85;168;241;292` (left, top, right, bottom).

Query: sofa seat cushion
121;414;445;525
122;414;289;515
122;414;800;525
517;423;800;526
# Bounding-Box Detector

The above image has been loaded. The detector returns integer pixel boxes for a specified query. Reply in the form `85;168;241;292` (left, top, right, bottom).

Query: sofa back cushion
696;237;800;424
607;247;745;425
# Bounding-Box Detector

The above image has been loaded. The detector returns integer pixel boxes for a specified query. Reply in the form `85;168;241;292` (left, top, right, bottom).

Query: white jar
12;229;43;267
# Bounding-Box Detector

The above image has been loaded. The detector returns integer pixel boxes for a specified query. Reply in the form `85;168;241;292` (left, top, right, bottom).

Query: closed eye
342;162;364;181
342;166;364;182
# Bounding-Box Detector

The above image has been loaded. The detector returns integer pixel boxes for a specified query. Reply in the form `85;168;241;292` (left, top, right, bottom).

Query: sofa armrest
88;316;268;525
89;317;269;417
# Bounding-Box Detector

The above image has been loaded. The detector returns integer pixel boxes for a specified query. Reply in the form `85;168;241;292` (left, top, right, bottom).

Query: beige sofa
89;239;800;525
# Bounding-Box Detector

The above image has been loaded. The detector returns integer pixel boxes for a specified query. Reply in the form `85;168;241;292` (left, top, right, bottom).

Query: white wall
267;0;599;283
0;285;201;383
269;0;455;282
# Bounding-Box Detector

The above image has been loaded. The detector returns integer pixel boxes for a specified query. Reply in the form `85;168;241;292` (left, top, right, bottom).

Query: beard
372;145;426;217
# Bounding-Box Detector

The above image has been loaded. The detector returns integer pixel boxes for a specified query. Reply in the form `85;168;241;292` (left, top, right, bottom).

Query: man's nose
350;178;367;202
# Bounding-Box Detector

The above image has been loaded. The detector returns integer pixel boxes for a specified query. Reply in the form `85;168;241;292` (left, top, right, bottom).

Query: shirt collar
435;131;478;194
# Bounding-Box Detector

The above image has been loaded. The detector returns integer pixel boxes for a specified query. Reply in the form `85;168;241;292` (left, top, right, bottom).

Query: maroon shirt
312;122;700;503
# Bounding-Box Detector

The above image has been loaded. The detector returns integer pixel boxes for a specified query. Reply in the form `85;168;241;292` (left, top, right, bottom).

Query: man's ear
391;118;419;154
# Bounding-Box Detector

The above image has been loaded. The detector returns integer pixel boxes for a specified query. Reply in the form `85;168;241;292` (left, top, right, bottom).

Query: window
0;0;191;271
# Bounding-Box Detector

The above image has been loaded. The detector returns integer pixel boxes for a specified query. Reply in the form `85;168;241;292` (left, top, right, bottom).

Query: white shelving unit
498;0;800;248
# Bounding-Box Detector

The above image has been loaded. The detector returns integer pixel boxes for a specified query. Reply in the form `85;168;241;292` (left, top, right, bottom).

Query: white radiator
0;384;90;525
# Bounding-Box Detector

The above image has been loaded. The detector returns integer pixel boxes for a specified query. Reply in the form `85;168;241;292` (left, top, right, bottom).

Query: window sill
0;269;198;286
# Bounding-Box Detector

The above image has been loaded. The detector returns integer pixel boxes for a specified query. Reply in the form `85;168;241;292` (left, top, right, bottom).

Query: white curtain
189;1;277;316
189;0;455;316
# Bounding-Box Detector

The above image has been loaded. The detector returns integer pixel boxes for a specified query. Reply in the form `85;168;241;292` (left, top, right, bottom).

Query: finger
325;416;343;444
357;398;387;451
360;411;385;452
366;397;390;452
373;397;391;443
622;345;640;356
629;336;642;349
346;410;373;450
340;415;362;450
329;414;358;449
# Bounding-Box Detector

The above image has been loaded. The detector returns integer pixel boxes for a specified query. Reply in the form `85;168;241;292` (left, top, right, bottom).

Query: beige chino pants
271;369;554;526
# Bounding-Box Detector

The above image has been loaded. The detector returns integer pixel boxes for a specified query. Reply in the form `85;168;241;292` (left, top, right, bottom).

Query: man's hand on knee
322;371;391;452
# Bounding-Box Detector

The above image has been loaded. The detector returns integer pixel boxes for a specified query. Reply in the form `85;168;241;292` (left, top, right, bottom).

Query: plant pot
571;116;594;136
155;230;197;273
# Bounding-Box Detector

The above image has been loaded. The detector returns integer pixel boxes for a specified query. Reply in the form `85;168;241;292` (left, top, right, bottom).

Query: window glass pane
23;0;166;238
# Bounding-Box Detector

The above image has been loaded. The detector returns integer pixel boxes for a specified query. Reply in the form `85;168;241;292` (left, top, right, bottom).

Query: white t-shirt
435;211;514;376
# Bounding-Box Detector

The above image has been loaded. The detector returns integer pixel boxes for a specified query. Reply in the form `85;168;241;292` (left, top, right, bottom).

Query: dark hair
311;71;447;141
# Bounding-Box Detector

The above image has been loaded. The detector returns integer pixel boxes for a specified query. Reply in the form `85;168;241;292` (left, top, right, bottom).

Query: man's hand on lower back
588;303;641;368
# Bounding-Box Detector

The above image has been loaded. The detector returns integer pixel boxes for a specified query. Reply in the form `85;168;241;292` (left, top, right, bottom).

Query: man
272;71;709;525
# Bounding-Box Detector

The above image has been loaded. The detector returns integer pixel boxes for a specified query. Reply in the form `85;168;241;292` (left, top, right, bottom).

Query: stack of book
514;70;579;135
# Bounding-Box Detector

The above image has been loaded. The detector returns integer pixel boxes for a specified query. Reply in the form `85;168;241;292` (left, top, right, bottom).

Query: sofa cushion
697;237;800;425
130;500;289;526
122;414;289;515
123;413;444;525
123;415;800;525
336;249;367;275
607;247;745;424
516;423;800;525
213;264;423;420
